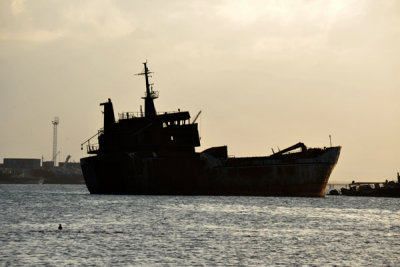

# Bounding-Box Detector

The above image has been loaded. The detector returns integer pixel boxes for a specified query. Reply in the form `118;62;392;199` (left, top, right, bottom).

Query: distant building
3;158;40;169
42;161;54;169
59;162;80;169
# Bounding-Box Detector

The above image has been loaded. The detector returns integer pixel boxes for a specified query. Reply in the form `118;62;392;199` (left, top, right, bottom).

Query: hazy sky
0;0;399;182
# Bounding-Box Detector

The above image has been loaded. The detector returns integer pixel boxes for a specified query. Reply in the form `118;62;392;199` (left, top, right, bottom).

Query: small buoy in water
58;224;62;230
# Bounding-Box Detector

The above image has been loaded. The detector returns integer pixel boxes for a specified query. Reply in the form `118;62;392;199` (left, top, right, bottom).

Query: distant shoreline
0;176;84;184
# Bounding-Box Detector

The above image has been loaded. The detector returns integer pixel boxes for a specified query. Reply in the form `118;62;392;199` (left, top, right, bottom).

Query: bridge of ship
81;110;196;154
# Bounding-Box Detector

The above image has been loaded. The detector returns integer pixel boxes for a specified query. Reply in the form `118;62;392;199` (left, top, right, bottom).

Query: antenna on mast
136;61;158;118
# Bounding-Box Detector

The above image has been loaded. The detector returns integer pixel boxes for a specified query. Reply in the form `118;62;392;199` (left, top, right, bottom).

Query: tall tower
52;117;59;167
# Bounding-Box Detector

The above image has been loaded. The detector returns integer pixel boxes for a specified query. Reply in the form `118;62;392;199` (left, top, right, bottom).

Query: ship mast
137;62;158;118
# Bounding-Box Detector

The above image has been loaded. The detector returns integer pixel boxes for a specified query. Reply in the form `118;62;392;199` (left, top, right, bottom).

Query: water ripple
1;184;399;266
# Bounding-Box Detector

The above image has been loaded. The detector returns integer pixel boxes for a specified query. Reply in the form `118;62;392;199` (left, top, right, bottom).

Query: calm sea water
1;185;399;266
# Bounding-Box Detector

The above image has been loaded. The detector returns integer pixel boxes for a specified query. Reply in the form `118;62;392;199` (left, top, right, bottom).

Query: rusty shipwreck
80;62;341;197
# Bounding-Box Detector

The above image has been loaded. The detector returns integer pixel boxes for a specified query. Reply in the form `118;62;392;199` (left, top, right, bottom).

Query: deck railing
118;111;181;120
81;128;103;153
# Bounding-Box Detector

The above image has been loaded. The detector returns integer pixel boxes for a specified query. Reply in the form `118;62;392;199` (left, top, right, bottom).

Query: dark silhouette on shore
341;173;400;197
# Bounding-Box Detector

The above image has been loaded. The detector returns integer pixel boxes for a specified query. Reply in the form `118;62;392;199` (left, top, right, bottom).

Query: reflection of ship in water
0;157;84;184
80;62;341;197
340;173;400;197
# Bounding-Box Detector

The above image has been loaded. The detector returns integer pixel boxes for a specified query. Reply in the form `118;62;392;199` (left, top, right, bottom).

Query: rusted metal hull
81;147;340;197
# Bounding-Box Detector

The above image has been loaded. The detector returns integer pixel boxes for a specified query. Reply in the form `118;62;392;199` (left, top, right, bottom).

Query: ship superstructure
83;62;200;157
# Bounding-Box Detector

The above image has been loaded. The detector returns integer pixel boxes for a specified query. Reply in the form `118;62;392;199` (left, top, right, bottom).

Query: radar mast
136;62;158;118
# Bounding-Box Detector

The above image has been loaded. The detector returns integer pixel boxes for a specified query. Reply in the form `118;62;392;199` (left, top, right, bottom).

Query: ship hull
81;147;340;197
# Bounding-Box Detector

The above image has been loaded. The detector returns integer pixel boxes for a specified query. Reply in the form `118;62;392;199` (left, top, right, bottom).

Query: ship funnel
100;98;115;133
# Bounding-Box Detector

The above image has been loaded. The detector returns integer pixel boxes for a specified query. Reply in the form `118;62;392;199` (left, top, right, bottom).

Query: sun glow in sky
0;0;399;182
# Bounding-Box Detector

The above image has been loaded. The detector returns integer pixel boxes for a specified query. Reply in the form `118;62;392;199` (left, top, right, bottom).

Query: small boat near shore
340;173;400;197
